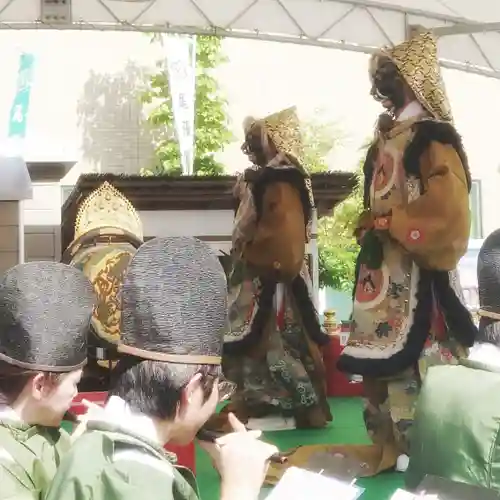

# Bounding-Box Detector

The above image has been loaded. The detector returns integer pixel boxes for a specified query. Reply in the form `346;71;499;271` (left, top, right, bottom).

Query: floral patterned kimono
335;31;478;476
265;32;477;484
211;107;332;430
223;182;330;428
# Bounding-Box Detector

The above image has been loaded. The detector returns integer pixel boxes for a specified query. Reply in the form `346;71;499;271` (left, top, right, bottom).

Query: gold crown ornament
263;106;305;167
74;182;143;242
371;31;453;123
243;106;306;169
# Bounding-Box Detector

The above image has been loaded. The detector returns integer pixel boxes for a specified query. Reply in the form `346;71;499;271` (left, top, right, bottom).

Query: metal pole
311;208;319;308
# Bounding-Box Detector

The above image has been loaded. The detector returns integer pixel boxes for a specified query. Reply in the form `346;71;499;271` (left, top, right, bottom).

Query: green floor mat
195;397;404;499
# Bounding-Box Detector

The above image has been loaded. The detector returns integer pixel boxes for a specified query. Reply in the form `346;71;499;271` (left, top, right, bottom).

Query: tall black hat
478;230;500;344
0;262;95;371
117;237;227;365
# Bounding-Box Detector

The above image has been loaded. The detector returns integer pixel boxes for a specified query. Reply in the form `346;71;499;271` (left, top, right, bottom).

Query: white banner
164;34;197;176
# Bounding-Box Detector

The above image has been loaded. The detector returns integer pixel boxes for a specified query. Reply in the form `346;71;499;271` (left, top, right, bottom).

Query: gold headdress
243;107;305;168
68;181;143;356
374;31;452;123
74;181;143;242
262;106;305;167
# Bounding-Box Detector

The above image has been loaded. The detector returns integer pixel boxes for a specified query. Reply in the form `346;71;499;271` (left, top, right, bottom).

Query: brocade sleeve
388;141;470;271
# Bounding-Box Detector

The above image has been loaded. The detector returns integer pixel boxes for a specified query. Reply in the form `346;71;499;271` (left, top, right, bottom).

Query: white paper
247;415;296;431
390;489;440;500
390;489;417;500
266;467;363;500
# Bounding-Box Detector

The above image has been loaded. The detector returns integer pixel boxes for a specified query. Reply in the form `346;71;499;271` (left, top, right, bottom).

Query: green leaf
317;150;366;291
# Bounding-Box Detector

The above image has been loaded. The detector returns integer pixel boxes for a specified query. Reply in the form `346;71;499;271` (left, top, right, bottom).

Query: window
469;180;483;239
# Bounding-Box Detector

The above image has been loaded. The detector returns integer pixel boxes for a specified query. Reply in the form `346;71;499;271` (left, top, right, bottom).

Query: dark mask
241;131;267;167
370;58;407;112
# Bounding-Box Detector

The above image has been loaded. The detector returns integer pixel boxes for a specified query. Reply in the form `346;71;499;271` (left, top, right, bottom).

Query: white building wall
447;69;500;240
141;209;234;254
0;30;159;179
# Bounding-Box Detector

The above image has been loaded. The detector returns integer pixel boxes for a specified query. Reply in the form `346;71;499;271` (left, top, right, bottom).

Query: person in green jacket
406;229;500;491
46;237;279;500
0;261;95;500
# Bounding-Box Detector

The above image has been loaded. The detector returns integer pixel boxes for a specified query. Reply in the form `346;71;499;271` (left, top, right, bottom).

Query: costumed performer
0;262;95;500
406;229;500;491
62;181;144;390
265;31;478;484
334;30;478;476
209;106;332;431
46;237;278;500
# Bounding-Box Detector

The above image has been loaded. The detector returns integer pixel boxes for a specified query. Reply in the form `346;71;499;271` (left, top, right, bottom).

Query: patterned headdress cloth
478;229;500;323
117;237;228;365
73;181;143;243
374;31;453;123
70;245;135;348
246;106;306;168
0;262;95;371
67;182;143;348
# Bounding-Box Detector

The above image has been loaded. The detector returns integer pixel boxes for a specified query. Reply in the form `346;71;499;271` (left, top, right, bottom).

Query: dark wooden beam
61;172;357;252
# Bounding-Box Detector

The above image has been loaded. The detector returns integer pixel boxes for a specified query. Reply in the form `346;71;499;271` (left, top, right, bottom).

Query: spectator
46;237;278;500
0;262;94;499
406;229;500;491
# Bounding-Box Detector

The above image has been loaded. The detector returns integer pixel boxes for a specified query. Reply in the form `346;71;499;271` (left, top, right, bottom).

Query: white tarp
1;0;500;78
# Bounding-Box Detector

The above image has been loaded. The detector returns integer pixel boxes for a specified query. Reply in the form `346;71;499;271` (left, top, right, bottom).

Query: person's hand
198;413;278;500
71;399;103;442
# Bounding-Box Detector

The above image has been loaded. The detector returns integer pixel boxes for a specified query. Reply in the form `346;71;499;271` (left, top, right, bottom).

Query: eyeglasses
202;373;236;403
